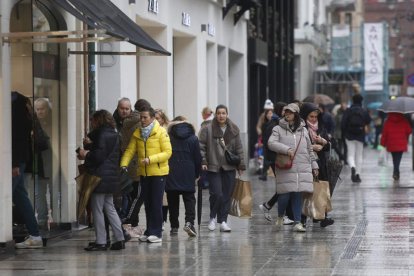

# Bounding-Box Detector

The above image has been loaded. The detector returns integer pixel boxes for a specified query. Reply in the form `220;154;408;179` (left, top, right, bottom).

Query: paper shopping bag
302;180;332;220
229;178;252;218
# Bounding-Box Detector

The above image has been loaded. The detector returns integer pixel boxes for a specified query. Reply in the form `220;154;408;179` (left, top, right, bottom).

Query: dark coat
381;113;412;152
300;102;330;181
11;92;32;167
341;104;372;142
167;121;202;192
261;115;280;162
85;126;120;194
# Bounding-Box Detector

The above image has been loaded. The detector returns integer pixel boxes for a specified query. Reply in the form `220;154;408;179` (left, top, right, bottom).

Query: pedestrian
154;108;170;230
166;116;202;237
300;102;334;227
77;110;125;251
121;106;172;243
201;106;214;128
332;103;348;164
121;99;151;238
341;94;371;182
380;113;412;181
12;91;43;249
199;104;246;232
267;103;319;232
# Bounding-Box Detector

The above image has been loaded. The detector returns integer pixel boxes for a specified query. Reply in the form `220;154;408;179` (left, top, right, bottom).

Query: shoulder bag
219;138;241;166
275;130;303;170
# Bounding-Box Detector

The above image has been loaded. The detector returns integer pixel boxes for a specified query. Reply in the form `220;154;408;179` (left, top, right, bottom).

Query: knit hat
263;99;274;110
283;103;300;114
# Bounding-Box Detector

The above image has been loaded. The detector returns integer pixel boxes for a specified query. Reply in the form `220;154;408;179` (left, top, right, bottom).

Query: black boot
109;240;125;250
351;167;357;182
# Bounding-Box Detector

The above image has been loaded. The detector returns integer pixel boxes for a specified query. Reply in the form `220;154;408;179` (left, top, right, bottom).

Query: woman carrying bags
199;104;246;232
268;103;319;232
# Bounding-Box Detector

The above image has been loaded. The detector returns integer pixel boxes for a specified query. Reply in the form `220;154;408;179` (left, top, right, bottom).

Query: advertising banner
364;23;384;91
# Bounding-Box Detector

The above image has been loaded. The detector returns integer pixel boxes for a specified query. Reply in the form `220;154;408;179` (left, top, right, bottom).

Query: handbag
302;178;332;220
219;138;241;166
275;130;303;170
229;178;252;218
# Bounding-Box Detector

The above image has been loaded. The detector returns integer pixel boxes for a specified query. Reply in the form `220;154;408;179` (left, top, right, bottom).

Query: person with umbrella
199;104;246;232
166;116;202;237
77;110;125;251
380;113;412;180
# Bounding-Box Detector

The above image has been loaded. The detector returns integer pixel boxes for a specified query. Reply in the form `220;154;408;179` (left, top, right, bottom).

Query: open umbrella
75;173;101;220
378;97;414;113
303;94;335;106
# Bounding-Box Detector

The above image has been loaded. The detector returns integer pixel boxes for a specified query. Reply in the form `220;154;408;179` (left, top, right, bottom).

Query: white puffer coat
268;118;318;194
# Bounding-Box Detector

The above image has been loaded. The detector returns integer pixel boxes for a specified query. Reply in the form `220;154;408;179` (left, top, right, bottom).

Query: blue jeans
141;176;166;238
12;163;40;237
277;192;302;223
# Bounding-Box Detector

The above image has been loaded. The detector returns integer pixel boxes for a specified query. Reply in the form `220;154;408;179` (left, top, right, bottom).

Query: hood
387;112;406;123
300;102;320;120
168;121;195;139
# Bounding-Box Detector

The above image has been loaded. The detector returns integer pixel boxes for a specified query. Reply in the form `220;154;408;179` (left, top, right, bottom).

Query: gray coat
268;118;318;194
199;118;246;172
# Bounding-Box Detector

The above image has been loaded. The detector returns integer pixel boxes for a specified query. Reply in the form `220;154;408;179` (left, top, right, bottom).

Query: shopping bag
229;178;252;218
302;180;332;220
75;172;101;220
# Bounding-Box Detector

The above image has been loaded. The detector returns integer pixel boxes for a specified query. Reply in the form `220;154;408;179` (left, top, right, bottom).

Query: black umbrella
326;145;343;195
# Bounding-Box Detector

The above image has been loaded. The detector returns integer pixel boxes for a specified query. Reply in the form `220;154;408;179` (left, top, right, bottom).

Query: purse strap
291;130;303;160
218;137;228;151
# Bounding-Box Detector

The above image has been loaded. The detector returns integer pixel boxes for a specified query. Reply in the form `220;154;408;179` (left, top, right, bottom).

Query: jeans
141;176;166;238
277;192;302;223
391;152;403;175
166;191;196;228
12;163;40;237
208;169;236;223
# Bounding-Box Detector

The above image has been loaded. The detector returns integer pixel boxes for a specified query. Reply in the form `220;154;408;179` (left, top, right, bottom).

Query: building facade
0;0;248;246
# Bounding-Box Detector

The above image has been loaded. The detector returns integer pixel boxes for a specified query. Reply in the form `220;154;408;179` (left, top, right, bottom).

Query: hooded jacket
199;117;246;172
121;119;172;176
119;111;140;181
267;118;318;194
166;121;202;192
381;113;412;152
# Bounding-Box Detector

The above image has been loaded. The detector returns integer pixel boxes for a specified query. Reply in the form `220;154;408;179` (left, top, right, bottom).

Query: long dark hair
291;113;302;132
92;110;116;129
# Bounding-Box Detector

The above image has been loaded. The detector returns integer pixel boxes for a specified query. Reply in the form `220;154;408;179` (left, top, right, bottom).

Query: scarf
306;120;318;142
141;121;154;141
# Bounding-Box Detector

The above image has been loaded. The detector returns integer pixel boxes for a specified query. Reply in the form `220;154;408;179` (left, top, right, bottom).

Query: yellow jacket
121;120;172;176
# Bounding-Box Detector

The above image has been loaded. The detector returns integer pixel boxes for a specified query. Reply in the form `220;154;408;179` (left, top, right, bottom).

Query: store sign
182;12;191;27
148;0;159;14
389;69;404;85
364;23;384;91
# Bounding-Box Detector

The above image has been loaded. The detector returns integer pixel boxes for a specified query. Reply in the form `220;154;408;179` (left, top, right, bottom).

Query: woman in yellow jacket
121;106;172;243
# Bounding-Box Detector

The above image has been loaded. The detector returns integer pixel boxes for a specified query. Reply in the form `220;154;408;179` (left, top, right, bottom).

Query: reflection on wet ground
1;148;414;275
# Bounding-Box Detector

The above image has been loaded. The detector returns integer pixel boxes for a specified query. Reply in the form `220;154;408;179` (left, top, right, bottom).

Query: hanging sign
364;23;384;91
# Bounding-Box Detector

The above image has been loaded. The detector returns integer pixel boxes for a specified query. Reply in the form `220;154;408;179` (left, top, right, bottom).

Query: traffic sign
408;73;414;86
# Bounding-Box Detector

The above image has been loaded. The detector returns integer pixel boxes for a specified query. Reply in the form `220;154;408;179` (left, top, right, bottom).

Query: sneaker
208;218;216;231
293;223;306;232
162;222;165;231
220;222;231;232
183;222;197;237
15;235;43;249
138;235;148;242
259;203;272;221
147;235;162;243
170;228;178;235
275;217;283;228
283;216;294;225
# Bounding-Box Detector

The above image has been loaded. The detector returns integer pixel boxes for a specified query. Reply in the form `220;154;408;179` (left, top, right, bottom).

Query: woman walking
380;113;412;180
268;103;318;232
78;110;125;251
199;105;246;232
121;106;172;243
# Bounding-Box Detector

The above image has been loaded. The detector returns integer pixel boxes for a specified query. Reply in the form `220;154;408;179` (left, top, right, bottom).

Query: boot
351;167;357;182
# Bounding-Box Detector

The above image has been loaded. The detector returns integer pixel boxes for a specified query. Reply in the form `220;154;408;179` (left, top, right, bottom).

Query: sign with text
364;23;384;91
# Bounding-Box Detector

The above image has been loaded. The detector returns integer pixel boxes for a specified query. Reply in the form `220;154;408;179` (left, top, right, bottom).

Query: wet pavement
1;147;414;275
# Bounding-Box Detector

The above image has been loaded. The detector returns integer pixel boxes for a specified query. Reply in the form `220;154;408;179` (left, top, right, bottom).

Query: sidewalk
1;147;414;275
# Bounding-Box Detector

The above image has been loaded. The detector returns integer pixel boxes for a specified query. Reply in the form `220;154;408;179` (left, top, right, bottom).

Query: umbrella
367;101;383;110
75;172;101;220
303;94;335;106
378;97;414;113
197;176;203;232
326;146;343;195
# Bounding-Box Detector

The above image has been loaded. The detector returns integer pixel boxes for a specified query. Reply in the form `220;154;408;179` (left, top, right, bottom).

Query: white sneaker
293;223;306;232
220;222;231;232
15;235;43;249
147;235;162;243
138;235;148;242
283;216;294;225
275;217;284;228
208;218;216;231
259;204;273;221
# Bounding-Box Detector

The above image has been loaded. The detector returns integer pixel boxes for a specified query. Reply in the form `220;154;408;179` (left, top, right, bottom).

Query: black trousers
166;190;196;228
124;181;144;227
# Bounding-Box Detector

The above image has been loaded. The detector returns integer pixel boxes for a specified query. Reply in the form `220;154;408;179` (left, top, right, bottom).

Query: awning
1;0;170;56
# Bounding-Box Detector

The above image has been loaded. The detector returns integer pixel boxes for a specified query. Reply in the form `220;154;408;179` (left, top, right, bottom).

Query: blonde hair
154;109;170;127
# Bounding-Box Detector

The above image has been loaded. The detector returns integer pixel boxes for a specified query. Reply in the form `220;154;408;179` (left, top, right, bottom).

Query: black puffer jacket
167;121;202;192
85;126;120;194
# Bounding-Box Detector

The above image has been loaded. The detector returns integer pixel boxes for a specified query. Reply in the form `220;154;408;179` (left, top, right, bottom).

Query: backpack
346;108;365;135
